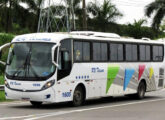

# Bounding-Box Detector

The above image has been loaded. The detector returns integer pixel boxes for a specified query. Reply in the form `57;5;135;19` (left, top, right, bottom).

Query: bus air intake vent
158;68;164;87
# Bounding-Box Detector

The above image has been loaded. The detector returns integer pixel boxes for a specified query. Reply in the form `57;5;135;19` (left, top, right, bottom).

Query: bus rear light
41;80;55;90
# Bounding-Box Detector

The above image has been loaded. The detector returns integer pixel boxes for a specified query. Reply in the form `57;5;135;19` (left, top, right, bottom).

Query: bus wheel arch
137;79;147;99
72;83;86;107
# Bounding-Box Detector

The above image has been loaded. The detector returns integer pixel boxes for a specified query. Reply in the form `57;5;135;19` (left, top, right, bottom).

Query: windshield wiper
12;53;30;77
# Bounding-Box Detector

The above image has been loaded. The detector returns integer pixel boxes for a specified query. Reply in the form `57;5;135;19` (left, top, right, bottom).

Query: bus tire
137;81;146;99
30;101;42;107
72;86;84;107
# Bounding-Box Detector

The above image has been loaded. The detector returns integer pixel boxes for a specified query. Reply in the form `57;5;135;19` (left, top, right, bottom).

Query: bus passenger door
57;39;72;81
57;50;71;80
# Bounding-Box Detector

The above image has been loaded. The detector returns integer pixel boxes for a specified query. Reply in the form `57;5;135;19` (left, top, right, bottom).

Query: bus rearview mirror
52;45;59;68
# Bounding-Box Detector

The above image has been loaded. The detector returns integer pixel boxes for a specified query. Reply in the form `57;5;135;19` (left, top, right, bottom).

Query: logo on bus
92;67;104;73
62;92;71;97
10;82;21;86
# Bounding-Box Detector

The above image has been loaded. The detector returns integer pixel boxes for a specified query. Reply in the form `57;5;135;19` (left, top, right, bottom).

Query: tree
66;0;82;29
0;0;36;32
145;0;165;30
160;20;165;31
87;0;122;31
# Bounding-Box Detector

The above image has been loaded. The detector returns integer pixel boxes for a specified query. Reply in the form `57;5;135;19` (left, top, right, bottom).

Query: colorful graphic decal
138;65;145;80
106;64;120;94
149;67;154;80
124;69;135;91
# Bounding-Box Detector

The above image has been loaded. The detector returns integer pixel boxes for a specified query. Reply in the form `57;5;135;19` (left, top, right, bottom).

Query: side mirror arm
52;44;60;68
0;43;11;66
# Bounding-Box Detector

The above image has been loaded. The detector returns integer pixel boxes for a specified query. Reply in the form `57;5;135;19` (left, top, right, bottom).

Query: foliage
0;0;164;40
145;0;165;30
0;33;14;75
0;91;6;102
0;76;4;85
160;20;165;31
118;19;158;39
87;0;122;32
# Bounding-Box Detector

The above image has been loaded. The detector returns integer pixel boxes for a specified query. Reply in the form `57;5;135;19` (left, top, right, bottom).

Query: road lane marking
1;97;165;120
0;101;29;106
0;112;63;120
25;97;165;120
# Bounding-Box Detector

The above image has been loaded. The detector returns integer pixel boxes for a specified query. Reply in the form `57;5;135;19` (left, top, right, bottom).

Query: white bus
0;31;164;106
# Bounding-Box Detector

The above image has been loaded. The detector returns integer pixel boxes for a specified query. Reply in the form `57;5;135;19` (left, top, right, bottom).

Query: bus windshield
5;43;56;81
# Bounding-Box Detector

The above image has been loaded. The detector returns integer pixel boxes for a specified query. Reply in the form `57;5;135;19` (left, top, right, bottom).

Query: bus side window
58;50;70;70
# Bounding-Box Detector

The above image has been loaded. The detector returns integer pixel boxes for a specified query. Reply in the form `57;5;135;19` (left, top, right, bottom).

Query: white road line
1;97;165;120
0;112;63;120
0;101;29;106
25;98;165;120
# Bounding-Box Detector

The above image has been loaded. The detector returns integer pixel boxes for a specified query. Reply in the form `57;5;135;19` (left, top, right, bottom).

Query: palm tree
65;0;82;30
87;0;122;31
0;0;36;32
145;0;165;30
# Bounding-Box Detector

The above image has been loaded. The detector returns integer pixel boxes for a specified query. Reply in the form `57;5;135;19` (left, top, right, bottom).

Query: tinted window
125;44;132;61
74;41;91;62
139;45;146;61
110;44;117;61
132;45;138;61
110;43;123;61
83;42;90;61
146;45;151;61
74;41;82;61
93;42;101;61
139;45;151;61
101;43;108;61
118;44;124;61
153;46;163;61
125;44;137;61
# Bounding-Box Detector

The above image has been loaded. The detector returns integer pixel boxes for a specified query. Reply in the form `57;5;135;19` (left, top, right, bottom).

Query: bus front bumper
5;87;56;103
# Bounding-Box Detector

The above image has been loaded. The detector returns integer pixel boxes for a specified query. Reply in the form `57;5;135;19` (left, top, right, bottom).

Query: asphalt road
1;90;165;120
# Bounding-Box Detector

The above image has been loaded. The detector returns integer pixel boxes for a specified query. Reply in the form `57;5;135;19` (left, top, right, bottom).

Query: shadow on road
9;95;162;110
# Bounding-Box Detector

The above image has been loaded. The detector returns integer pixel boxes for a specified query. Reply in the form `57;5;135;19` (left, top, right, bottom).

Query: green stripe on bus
106;64;120;94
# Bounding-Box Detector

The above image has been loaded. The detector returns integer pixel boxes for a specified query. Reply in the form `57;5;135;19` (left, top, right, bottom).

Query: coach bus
0;31;164;106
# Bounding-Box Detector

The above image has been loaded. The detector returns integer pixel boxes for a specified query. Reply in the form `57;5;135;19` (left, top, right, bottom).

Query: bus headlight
5;80;10;88
41;80;55;90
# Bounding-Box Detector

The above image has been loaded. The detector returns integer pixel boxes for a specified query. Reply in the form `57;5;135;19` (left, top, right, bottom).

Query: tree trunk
82;0;87;30
6;0;12;33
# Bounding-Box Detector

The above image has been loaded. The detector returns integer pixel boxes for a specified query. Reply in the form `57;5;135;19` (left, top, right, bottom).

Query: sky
87;0;155;26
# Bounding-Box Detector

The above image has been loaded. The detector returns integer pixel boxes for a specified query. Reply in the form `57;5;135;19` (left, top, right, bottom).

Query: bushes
0;33;14;76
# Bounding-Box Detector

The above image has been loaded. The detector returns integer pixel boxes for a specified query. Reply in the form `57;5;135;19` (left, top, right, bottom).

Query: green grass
0;91;6;102
0;75;4;85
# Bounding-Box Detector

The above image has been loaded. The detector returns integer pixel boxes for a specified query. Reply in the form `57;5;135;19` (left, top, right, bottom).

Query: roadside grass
0;91;6;102
0;75;4;85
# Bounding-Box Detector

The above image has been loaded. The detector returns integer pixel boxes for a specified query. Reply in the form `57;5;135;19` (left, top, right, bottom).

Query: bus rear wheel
72;86;84;107
137;81;146;99
30;101;42;107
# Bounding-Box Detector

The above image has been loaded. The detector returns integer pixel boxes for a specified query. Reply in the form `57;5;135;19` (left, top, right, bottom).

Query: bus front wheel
137;81;146;99
30;101;42;107
72;86;84;107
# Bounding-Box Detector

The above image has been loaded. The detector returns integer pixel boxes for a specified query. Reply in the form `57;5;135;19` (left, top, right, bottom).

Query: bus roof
12;32;164;45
